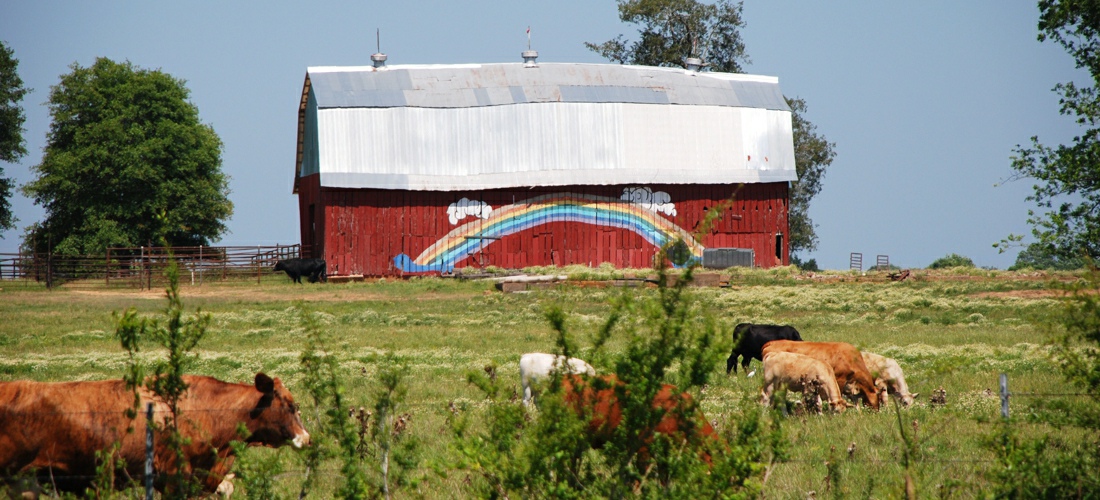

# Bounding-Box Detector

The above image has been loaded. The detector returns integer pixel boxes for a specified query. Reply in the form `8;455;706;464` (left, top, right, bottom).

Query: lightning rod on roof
522;26;538;68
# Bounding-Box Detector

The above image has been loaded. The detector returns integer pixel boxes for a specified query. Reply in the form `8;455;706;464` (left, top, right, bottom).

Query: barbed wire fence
2;372;1095;497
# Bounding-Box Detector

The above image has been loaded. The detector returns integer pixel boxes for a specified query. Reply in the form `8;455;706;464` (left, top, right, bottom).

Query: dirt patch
971;288;1098;300
63;286;397;302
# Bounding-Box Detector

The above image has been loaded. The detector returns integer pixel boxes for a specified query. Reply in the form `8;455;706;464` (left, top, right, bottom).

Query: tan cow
762;340;881;409
860;351;918;406
0;373;309;496
760;351;852;412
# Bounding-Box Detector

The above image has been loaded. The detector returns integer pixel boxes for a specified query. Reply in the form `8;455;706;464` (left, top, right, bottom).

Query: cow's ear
255;373;275;394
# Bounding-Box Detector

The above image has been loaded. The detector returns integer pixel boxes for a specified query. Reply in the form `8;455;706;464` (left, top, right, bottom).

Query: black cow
726;322;803;374
274;258;327;284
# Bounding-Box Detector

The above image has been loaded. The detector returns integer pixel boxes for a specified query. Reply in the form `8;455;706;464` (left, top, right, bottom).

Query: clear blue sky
0;2;1088;270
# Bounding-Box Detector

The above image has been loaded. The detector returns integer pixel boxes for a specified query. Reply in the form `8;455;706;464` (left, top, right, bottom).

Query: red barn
294;55;796;277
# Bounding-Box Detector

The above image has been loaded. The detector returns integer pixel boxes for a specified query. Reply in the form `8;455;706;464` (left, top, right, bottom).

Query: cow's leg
760;380;774;406
725;352;738;374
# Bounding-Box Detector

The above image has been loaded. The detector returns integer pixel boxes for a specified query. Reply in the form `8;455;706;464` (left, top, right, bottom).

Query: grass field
0;266;1092;498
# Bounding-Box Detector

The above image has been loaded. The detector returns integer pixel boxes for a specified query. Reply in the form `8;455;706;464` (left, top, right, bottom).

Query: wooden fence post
145;402;154;499
140;246;146;291
1000;373;1009;419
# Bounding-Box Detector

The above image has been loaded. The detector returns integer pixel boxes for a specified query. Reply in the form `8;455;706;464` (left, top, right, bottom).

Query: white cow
519;352;595;406
760;351;852;412
860;351;918;406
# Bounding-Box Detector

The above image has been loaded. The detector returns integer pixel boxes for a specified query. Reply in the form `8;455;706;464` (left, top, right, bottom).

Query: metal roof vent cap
522;50;539;68
371;52;388;69
684;57;707;72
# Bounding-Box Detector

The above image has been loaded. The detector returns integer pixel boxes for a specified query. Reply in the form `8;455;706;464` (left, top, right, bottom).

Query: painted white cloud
448;197;493;225
622;187;677;217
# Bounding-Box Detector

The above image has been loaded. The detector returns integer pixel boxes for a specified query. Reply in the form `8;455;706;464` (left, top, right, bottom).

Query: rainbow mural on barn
393;192;705;273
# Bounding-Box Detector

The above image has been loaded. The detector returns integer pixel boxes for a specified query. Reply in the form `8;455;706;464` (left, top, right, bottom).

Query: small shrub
791;255;820;272
928;253;975;269
986;422;1099;497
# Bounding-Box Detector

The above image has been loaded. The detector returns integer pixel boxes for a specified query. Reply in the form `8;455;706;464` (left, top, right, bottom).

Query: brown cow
762;340;880;409
0;373;309;496
561;374;718;466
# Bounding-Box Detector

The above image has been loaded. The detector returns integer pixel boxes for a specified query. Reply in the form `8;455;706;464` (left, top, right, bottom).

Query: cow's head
273;261;286;272
246;373;310;449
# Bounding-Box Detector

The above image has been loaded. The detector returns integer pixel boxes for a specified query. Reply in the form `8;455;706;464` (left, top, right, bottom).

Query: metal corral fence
0;244;304;289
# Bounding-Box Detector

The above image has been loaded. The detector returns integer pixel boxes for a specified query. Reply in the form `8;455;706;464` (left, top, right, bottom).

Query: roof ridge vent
371;29;387;69
522;50;538;68
684;57;707;72
371;52;388;68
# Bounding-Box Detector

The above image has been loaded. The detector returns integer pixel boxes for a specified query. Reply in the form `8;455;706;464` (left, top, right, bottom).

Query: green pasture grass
0;269;1091;498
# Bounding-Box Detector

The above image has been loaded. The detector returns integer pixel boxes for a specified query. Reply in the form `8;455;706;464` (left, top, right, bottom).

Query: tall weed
115;255;211;497
450;235;783;498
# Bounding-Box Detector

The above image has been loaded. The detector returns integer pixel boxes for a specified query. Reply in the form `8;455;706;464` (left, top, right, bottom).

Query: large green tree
1005;0;1100;264
0;40;29;234
587;0;836;257
22;57;232;255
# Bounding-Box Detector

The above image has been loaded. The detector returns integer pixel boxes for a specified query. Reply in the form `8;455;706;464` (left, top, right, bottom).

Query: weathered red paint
297;177;790;277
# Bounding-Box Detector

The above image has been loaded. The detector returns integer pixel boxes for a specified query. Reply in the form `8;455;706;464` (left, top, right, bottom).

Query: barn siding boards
302;182;790;276
301;183;787;278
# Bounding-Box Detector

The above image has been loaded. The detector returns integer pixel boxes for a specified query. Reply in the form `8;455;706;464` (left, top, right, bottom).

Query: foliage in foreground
450;260;783;498
295;304;421;499
115;256;211;497
986;267;1100;497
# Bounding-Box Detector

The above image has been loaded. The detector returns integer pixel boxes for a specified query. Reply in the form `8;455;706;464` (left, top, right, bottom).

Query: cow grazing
519;352;595;406
274;258;327;283
0;373;310;496
761;340;881;410
860;351;918;406
760;351;852;412
726;323;803;375
561;374;718;467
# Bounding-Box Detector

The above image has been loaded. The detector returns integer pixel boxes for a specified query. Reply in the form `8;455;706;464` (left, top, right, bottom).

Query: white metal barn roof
295;62;797;192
